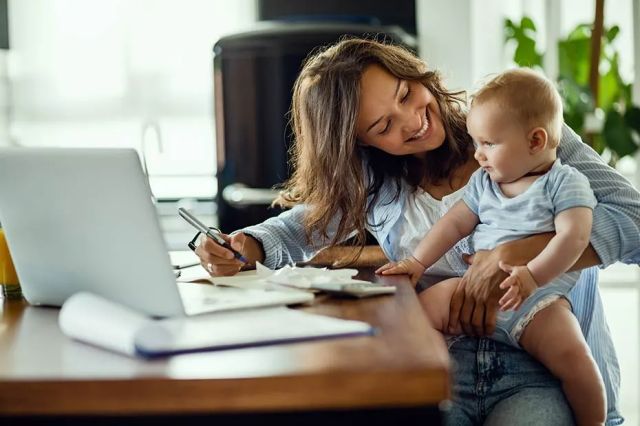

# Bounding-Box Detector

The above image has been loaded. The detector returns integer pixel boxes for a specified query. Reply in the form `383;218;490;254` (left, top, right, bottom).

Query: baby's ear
528;127;548;154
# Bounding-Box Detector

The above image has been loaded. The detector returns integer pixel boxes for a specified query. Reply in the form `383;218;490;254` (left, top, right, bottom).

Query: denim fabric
444;337;575;425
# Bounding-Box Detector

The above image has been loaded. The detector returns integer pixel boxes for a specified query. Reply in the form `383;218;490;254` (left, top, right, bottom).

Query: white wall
416;0;528;92
416;0;635;92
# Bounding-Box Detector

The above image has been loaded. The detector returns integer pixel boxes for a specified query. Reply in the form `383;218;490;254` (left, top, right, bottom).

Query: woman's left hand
447;249;506;336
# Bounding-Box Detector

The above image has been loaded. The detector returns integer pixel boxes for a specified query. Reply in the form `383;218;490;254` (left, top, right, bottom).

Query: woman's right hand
194;232;265;276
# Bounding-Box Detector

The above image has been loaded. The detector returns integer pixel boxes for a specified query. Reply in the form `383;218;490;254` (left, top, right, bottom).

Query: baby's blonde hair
471;68;563;147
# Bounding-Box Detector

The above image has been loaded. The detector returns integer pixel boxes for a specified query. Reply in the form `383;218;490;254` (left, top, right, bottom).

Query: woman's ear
528;127;548;154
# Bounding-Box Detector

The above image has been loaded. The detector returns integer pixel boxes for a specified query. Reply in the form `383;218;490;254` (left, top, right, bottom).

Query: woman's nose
403;109;423;136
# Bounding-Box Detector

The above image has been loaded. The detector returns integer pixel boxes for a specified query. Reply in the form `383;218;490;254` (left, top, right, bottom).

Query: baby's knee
418;278;460;331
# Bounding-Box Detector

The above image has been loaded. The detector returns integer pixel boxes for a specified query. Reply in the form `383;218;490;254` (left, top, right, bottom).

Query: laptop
0;148;312;317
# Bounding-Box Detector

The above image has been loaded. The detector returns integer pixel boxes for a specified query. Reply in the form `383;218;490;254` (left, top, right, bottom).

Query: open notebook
59;292;375;358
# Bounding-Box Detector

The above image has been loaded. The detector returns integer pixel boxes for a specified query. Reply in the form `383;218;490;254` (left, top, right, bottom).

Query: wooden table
0;269;450;424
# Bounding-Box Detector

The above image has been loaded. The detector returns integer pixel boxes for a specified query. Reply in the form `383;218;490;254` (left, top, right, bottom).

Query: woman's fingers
447;277;467;333
195;234;229;259
459;298;476;336
471;304;486;336
229;233;247;255
194;233;243;276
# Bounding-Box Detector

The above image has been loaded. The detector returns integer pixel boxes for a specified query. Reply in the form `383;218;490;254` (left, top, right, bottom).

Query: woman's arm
195;204;350;276
558;124;640;265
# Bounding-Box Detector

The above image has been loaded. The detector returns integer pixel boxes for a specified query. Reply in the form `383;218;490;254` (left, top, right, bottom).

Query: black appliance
213;21;415;231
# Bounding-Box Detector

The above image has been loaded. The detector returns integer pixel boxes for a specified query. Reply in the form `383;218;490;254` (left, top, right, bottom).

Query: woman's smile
405;108;432;143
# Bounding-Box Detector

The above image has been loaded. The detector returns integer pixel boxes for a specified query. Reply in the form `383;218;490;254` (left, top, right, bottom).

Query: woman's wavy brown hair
276;38;472;259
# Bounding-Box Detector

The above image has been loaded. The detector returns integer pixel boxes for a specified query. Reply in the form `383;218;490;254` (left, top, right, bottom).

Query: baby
378;68;605;425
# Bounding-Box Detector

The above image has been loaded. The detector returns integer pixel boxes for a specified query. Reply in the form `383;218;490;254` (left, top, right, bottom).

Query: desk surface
0;269;449;416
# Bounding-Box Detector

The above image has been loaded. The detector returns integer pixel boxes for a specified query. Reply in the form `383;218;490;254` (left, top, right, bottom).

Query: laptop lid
0;148;185;317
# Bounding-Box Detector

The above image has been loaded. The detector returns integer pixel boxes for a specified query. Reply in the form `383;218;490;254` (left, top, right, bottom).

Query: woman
196;39;639;424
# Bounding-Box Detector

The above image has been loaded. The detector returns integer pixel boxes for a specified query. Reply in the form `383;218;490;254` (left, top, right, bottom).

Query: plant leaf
603;109;638;157
605;25;620;43
625;106;640;134
558;77;594;138
504;18;516;40
598;64;621;110
521;17;537;31
558;38;590;85
514;38;542;68
567;24;591;40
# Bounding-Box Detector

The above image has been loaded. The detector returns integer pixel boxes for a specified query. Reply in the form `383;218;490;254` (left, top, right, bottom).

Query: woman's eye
401;88;411;103
379;120;391;135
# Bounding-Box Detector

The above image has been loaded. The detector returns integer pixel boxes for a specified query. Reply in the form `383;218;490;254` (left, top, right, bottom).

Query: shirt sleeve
557;124;640;266
462;168;486;215
548;164;597;214
240;204;326;269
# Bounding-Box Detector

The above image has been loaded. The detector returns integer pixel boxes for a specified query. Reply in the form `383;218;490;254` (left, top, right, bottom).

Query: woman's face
356;64;446;157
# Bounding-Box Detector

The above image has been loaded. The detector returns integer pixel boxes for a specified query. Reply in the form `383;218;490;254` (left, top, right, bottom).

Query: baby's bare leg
519;299;606;426
418;278;461;333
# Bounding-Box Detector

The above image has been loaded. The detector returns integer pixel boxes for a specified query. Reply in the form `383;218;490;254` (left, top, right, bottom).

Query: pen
178;207;249;264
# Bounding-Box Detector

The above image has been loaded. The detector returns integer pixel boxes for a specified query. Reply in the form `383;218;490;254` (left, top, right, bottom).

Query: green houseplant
504;16;640;165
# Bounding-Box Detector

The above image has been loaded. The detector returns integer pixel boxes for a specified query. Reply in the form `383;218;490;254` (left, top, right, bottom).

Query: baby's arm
528;206;593;284
377;200;479;283
499;206;593;310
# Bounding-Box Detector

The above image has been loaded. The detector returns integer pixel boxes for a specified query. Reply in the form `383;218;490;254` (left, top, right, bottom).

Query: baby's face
467;100;533;183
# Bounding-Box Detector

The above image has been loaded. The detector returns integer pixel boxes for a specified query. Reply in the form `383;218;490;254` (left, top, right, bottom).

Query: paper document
210;263;396;298
177;282;313;315
59;292;374;358
135;305;374;358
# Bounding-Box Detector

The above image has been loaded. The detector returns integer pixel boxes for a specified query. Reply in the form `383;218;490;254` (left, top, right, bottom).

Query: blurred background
0;0;637;421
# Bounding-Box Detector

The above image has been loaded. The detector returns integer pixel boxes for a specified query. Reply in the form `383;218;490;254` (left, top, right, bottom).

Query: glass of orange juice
0;228;21;299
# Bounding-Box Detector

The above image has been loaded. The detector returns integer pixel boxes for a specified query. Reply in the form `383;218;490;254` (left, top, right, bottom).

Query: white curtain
7;0;257;198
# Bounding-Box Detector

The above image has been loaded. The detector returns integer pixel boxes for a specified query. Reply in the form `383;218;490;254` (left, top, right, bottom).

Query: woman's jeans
423;267;622;425
444;336;574;425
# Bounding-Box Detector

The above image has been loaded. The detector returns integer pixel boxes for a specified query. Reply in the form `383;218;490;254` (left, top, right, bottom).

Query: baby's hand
375;257;426;285
497;261;539;311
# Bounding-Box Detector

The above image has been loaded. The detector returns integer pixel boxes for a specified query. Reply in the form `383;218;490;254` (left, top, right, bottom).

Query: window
7;0;257;199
